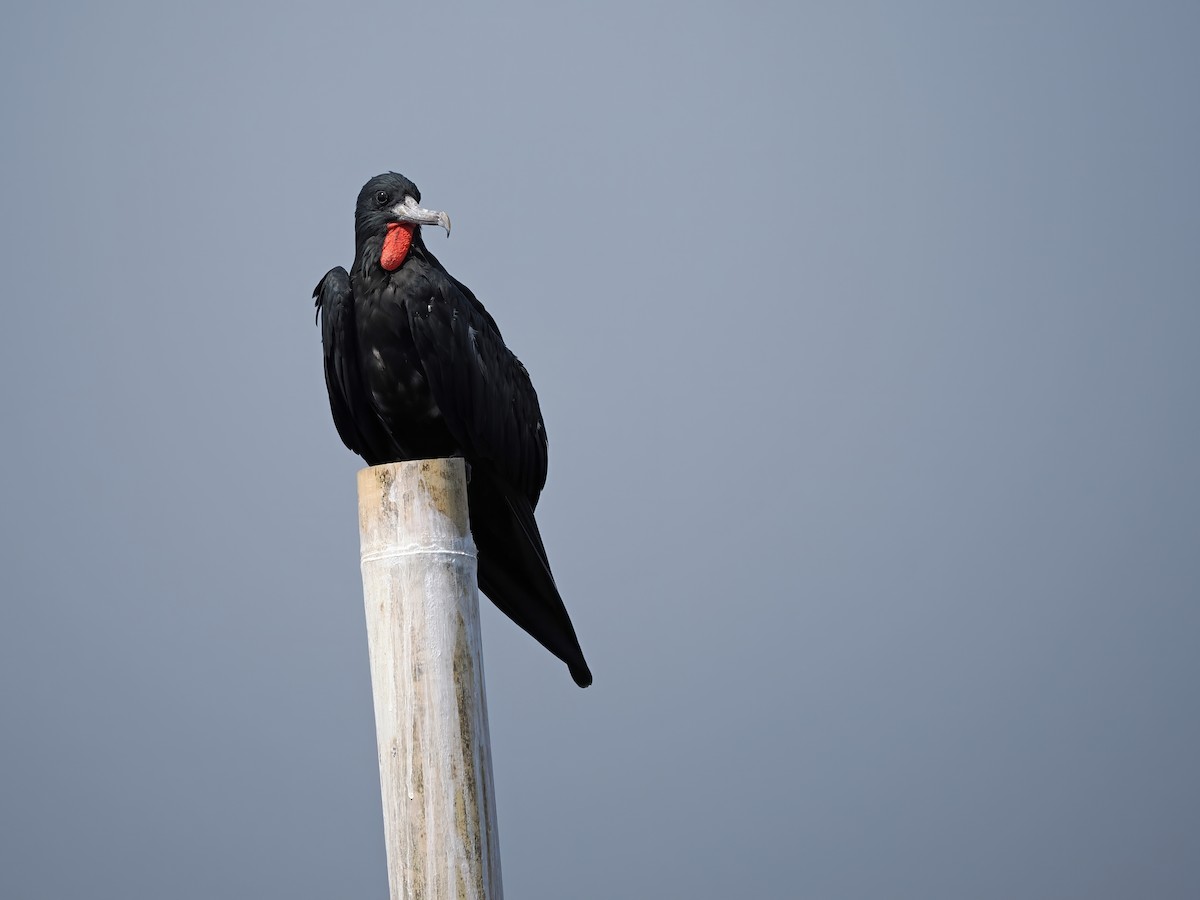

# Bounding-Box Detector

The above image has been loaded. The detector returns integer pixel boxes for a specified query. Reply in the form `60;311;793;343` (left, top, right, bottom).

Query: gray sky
2;2;1198;898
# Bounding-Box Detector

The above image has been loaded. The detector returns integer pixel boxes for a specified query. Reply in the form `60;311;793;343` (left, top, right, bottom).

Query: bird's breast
354;276;457;459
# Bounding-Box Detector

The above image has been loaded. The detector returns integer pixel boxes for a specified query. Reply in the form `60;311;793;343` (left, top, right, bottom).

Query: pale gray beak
391;195;451;236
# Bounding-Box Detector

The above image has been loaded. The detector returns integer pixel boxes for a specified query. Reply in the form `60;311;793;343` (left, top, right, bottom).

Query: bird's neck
354;228;445;279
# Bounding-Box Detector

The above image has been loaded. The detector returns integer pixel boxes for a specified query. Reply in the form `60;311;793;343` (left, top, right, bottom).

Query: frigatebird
314;172;591;687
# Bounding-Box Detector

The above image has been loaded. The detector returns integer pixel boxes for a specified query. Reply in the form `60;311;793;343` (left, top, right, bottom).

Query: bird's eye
375;190;390;206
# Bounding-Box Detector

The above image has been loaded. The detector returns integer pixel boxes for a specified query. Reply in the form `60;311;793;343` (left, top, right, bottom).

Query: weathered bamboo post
357;458;503;900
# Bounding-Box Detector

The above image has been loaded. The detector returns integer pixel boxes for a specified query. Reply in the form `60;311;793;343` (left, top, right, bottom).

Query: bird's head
354;172;451;272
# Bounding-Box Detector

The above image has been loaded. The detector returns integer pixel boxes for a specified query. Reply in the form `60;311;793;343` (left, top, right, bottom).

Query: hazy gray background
2;2;1197;898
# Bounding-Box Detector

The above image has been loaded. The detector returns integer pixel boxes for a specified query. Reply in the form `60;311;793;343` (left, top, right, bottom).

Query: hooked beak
390;195;451;236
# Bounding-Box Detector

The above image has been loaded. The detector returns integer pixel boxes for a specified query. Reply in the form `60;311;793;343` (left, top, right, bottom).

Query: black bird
314;172;591;687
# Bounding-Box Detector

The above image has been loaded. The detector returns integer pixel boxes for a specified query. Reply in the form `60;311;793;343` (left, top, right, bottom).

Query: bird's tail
470;478;592;688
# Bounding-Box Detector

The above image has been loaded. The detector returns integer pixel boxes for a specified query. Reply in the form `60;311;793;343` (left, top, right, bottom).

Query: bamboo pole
357;459;503;900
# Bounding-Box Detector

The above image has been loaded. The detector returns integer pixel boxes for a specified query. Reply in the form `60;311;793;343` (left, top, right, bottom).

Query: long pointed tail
469;476;592;687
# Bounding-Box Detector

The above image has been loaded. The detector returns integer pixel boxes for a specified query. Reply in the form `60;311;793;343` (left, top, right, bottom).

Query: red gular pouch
381;222;415;271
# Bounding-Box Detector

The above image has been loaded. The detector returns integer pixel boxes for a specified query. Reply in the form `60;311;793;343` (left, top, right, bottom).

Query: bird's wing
407;273;549;504
313;267;367;455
